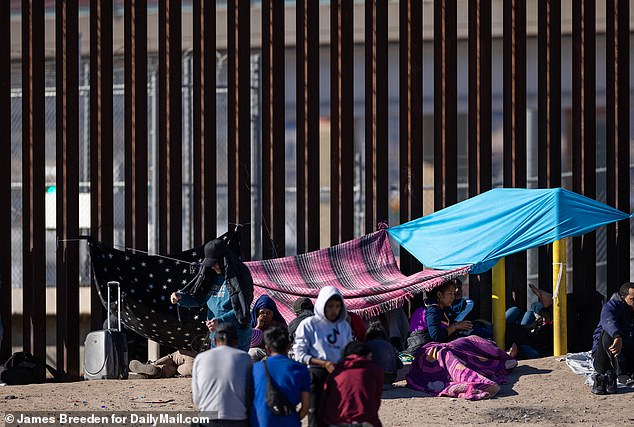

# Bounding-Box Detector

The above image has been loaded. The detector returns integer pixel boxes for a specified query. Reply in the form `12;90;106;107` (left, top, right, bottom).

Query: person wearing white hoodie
292;286;352;427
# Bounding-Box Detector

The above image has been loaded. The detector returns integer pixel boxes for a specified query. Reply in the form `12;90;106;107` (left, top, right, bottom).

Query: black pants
593;331;634;375
308;366;329;427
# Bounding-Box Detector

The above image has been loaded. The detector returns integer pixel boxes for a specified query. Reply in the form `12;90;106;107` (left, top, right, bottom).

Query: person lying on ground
320;341;384;427
249;294;288;361
191;322;253;427
591;282;634;395
365;321;403;386
170;239;253;352
251;327;310;427
406;334;518;400
129;349;197;379
292;286;352;427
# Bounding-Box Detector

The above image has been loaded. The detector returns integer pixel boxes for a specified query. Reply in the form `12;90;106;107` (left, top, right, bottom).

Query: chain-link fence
10;52;242;288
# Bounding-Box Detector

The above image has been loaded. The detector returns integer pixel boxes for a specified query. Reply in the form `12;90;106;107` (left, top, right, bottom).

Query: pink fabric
406;335;516;400
409;307;427;332
246;230;470;322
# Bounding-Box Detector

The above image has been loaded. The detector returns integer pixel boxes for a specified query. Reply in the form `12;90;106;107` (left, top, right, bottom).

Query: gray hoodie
292;286;353;366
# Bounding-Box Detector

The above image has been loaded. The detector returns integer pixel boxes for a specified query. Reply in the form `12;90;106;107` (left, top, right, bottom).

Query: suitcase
83;281;129;380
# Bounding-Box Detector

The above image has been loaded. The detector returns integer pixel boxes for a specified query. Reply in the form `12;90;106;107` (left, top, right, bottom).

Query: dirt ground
1;356;633;427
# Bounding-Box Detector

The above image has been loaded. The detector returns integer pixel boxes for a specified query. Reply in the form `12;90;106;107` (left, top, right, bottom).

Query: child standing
251;327;310;427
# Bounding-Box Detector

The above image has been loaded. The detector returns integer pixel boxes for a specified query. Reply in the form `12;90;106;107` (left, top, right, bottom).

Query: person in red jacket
347;311;367;342
319;341;384;427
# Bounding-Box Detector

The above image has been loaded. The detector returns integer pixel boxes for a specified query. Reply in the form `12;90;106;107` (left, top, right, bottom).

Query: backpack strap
45;364;61;381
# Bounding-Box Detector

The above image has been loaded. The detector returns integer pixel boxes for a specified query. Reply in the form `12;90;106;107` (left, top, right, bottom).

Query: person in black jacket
288;297;314;342
591;282;634;395
170;239;254;351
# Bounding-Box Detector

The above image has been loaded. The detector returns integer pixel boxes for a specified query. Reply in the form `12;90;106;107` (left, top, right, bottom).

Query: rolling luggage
83;281;129;380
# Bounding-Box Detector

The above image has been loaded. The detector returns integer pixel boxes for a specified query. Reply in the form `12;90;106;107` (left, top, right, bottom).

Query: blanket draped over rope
246;230;470;323
89;230;468;349
89;239;211;351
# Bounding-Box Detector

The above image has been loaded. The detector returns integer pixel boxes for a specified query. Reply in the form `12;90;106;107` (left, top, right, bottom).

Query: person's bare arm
309;357;336;373
298;391;310;419
447;321;472;336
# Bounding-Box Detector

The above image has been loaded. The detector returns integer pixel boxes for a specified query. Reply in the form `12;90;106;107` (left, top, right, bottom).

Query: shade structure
387;188;632;274
247;230;470;321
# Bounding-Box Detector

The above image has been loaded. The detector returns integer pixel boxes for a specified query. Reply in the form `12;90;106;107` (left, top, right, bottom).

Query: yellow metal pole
492;258;506;349
553;239;567;355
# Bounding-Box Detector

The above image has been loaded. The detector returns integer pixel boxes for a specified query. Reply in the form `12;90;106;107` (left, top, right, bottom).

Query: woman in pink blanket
406;282;517;400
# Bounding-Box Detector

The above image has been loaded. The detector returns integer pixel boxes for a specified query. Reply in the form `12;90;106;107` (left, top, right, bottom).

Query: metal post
492;258;506;349
553;239;567;356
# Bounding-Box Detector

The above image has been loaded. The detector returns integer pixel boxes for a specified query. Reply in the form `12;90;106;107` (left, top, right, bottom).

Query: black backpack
262;359;295;416
0;351;60;385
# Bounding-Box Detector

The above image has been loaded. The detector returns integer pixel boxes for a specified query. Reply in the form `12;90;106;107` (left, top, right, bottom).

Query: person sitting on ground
365;320;403;386
129;349;197;379
320;341;384;427
505;284;554;359
506;283;553;326
171;239;254;352
292;286;352;427
251;326;310;427
191;322;253;426
402;281;473;357
288;297;314;342
447;278;475;323
249;294;288;361
385;308;409;351
347;311;367;342
591;282;634;395
401;293;427;359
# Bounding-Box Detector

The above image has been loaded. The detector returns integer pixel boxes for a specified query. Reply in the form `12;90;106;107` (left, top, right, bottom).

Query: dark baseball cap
201;239;227;268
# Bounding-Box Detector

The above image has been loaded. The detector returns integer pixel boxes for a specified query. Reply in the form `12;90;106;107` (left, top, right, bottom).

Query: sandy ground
0;356;633;427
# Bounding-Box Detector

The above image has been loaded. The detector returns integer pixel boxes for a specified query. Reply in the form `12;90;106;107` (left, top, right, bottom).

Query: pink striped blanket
246;230;470;322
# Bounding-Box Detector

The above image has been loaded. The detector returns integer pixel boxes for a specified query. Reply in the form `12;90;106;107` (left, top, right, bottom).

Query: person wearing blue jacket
591;282;634;395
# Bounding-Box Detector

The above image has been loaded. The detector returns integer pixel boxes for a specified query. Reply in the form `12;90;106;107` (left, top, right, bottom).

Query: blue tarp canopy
387;188;632;274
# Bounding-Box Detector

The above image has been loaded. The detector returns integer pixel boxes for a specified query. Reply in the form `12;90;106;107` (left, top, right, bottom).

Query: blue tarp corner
387;187;631;274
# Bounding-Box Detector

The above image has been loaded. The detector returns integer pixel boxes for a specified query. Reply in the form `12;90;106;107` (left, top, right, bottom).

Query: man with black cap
171;238;254;351
192;322;253;426
287;297;314;342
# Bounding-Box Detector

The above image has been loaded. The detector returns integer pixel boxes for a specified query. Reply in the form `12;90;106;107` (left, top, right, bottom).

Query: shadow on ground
482;406;563;424
381;384;431;400
495;363;553;397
